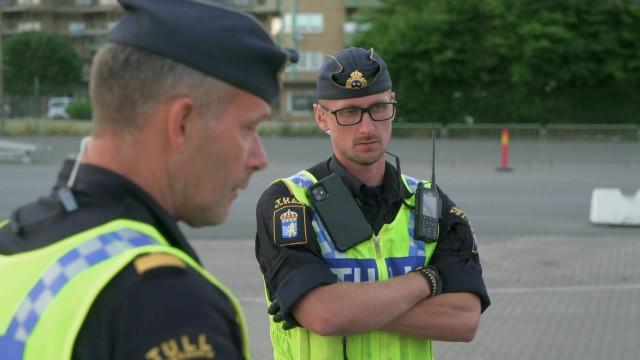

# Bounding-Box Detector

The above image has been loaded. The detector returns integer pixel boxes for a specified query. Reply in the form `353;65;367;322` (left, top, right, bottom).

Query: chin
205;211;228;227
353;152;384;166
182;209;228;227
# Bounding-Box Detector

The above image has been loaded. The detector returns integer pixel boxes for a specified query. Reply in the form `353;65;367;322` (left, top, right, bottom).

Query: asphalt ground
1;136;639;359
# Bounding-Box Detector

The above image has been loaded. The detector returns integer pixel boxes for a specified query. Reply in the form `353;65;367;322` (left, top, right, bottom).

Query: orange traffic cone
496;128;513;172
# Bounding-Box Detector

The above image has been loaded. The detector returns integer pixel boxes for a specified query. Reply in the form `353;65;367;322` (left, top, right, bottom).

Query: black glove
267;299;300;330
412;265;442;298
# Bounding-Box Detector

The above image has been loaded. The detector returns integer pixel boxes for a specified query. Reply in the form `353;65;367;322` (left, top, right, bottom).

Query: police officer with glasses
255;47;490;360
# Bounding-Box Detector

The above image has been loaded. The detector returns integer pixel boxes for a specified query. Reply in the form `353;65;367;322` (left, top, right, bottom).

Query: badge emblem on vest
280;209;298;238
345;70;368;88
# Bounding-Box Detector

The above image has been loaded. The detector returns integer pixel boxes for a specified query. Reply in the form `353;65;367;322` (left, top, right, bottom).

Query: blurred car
47;97;72;119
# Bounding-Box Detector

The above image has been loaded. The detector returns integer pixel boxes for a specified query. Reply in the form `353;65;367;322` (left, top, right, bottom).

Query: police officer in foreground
0;0;293;358
255;47;491;359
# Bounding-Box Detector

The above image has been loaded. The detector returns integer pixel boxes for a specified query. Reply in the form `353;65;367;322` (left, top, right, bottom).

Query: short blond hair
90;44;234;135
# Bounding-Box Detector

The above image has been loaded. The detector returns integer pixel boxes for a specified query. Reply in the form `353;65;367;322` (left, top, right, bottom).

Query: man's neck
81;133;174;215
335;155;386;187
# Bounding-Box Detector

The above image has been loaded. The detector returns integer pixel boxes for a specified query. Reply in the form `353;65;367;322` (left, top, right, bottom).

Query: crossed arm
257;182;486;342
291;273;481;341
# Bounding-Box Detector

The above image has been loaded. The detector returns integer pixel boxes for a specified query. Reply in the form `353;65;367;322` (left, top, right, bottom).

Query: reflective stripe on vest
0;228;156;359
0;219;251;360
267;171;437;360
287;171;428;279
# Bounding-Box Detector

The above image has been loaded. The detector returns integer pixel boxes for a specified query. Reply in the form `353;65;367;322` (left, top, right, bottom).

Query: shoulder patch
449;206;479;254
273;205;308;247
134;253;186;275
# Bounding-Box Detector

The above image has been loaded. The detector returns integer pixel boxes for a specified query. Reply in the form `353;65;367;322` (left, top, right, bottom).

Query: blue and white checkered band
403;175;420;193
402;175;426;257
288;171;315;190
287;172;344;259
379;175;427;278
311;213;345;259
0;228;157;359
287;172;427;281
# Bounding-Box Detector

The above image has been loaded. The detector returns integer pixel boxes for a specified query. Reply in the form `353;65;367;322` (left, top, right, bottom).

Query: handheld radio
414;119;441;243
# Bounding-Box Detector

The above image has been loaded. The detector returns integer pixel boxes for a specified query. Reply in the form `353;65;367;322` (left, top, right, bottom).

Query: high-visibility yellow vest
0;219;250;359
268;170;437;360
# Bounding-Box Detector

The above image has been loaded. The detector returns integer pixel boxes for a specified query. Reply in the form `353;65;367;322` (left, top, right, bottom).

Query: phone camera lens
312;186;327;201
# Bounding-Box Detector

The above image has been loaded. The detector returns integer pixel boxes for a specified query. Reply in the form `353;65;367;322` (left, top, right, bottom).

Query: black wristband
412;265;441;298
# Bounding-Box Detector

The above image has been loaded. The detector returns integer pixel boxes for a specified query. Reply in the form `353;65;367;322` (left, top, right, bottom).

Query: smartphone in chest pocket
307;174;373;252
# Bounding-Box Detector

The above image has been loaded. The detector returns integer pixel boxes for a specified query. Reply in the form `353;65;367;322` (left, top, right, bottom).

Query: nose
248;134;268;173
356;111;375;134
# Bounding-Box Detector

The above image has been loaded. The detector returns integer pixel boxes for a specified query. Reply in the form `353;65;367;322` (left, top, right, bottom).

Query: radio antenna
431;119;436;186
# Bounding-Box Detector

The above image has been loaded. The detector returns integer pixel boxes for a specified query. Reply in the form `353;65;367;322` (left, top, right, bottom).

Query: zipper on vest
373;234;381;257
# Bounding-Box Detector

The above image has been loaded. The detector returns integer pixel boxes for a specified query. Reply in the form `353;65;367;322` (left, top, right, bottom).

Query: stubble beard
345;147;384;166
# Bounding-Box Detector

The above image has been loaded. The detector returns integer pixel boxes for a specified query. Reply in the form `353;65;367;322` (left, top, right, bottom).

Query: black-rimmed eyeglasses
318;102;397;126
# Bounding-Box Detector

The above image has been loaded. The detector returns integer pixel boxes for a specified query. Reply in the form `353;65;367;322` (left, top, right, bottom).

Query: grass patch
258;121;324;137
1;119;92;136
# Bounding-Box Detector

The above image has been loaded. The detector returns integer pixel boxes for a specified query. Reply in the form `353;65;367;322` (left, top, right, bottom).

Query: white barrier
589;188;640;226
0;139;40;164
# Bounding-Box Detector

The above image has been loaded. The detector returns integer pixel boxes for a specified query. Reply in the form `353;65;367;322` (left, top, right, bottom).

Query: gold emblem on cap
345;70;368;89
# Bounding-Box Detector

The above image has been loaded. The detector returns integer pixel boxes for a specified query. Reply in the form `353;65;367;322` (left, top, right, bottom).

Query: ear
313;103;329;133
166;97;197;152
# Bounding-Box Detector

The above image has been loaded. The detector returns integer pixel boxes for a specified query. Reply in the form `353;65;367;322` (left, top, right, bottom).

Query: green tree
353;0;640;124
2;32;82;96
353;0;508;122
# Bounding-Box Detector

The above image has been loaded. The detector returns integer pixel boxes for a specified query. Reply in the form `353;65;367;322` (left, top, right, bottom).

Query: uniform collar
56;159;200;262
327;155;408;204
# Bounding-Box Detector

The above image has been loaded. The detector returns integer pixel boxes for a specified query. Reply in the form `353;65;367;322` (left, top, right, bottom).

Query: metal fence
258;121;640;142
1;118;639;141
392;123;640;141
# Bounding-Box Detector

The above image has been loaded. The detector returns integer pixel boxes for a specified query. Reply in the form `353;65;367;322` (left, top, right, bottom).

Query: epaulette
134;253;186;275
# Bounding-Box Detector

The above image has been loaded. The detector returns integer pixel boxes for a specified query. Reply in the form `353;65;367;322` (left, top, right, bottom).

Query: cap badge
345;70;368;89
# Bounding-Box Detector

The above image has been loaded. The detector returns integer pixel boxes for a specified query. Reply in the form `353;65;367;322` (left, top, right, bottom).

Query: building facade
0;0;380;120
0;0;121;80
236;0;380;120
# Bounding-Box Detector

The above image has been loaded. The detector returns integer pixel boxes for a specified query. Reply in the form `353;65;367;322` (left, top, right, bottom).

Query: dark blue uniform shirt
0;160;244;360
255;156;490;319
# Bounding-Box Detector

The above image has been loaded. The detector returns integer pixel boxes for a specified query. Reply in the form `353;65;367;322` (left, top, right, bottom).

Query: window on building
17;21;41;32
68;22;86;34
284;13;324;34
74;0;92;6
287;91;316;115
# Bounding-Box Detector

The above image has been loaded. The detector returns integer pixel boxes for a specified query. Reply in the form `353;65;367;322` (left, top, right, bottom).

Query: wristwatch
412;265;442;298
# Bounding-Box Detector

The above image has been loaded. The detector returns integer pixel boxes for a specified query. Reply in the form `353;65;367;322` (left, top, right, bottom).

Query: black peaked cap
110;0;293;103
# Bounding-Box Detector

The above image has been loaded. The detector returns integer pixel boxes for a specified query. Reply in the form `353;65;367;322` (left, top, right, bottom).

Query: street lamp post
290;0;297;81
